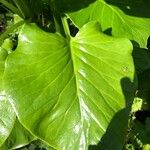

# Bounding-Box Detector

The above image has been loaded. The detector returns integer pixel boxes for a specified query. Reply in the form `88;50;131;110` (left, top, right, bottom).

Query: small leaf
68;0;150;48
0;45;16;146
0;47;8;91
0;95;16;146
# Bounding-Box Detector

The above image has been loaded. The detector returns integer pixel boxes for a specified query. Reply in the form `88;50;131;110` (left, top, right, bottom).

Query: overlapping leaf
0;43;34;148
0;47;16;146
0;47;8;91
4;22;135;149
0;95;16;146
1;119;35;150
68;0;150;48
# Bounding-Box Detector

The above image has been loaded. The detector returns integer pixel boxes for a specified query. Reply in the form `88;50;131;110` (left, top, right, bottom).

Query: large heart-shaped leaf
68;0;150;48
0;47;16;146
4;22;135;149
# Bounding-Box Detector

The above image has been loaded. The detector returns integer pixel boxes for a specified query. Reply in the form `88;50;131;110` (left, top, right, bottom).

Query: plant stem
53;13;65;36
61;16;70;40
50;3;65;36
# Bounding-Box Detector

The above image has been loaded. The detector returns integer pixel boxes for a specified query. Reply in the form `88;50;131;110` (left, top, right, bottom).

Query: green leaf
0;44;34;149
4;22;136;149
0;20;25;46
27;140;55;150
1;119;35;150
68;0;150;48
0;95;16;146
0;47;8;91
0;45;16;146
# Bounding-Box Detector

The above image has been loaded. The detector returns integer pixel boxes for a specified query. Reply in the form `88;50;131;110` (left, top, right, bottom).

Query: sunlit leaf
4;22;136;149
0;46;16;146
68;0;150;48
0;95;16;146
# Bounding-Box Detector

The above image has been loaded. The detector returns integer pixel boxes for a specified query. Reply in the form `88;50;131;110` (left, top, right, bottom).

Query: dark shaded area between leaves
135;110;150;125
0;5;7;33
147;36;150;49
131;40;150;111
105;0;150;18
53;0;96;13
137;69;150;109
132;47;150;74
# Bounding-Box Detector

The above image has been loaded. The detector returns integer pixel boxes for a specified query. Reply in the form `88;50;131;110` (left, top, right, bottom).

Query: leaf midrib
69;39;84;132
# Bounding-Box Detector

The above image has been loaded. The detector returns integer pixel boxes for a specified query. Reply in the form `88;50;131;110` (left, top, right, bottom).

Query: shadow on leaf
89;77;137;150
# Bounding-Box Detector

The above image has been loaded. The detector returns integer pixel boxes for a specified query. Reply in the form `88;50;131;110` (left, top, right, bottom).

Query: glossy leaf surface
0;47;8;91
4;22;135;149
0;95;16;146
68;0;150;48
0;47;16;146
